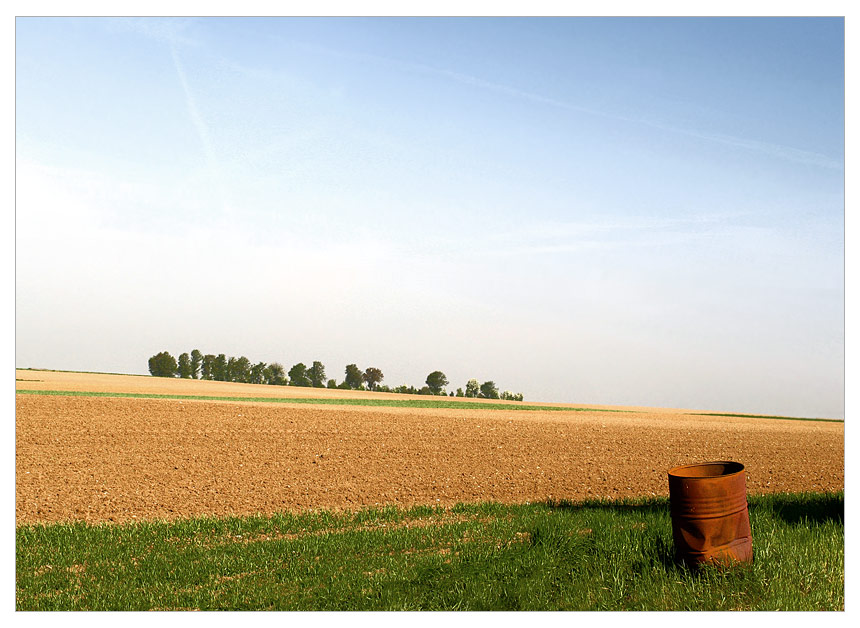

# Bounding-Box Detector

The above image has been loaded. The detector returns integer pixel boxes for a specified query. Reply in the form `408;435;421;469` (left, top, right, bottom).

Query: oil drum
667;461;753;567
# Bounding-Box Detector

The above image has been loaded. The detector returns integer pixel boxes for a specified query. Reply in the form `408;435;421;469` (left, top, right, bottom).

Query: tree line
148;350;523;401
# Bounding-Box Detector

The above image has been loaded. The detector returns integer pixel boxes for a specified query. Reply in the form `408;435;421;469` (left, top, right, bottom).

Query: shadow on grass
542;496;669;515
538;492;843;575
749;492;843;526
542;491;843;526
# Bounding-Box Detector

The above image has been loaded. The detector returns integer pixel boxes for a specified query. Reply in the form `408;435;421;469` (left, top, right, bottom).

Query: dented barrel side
668;461;753;567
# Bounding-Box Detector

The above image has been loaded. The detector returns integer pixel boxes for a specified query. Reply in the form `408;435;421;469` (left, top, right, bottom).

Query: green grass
15;389;631;413
16;492;843;611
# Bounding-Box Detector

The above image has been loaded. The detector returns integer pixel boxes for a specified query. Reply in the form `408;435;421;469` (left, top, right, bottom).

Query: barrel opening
668;461;744;479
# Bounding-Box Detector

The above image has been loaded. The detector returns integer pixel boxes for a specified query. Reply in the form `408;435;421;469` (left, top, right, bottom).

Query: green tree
309;361;327;388
264;362;287;386
177;353;192;379
148;352;172;376
249;362;267;384
480;381;499;399
456;388;464;397
426;371;448;395
190;349;203;379
327;379;337;389
465;379;479;398
363;367;384;391
232;356;252;383
148;351;177;377
213;354;228;381
201;354;216;380
344;364;364;390
289;363;311;387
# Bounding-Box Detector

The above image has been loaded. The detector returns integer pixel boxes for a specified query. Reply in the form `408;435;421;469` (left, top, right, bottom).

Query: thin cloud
170;44;216;172
640;121;843;171
411;63;612;119
486;214;736;241
108;18;199;47
472;232;714;258
399;215;730;260
413;61;843;171
296;40;613;120
431;67;843;171
479;214;732;249
298;41;842;172
169;43;231;215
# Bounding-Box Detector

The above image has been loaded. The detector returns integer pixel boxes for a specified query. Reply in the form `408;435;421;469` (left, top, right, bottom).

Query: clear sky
15;17;845;418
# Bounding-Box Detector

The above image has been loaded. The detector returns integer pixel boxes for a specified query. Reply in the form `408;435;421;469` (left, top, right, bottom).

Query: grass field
15;491;843;611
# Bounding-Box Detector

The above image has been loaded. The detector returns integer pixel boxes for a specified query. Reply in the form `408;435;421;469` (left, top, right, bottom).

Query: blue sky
15;17;844;417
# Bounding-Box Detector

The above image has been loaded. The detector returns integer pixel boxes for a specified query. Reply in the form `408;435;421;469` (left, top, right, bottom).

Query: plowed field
16;371;844;524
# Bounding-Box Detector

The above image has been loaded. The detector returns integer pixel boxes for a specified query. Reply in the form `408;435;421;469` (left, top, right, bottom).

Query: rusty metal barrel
667;461;753;568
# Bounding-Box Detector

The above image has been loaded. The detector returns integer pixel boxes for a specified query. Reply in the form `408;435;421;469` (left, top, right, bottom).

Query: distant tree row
449;378;522;401
147;351;523;400
148;350;286;385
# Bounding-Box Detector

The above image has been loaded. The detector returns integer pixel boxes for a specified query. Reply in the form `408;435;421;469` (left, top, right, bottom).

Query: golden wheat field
15;370;843;524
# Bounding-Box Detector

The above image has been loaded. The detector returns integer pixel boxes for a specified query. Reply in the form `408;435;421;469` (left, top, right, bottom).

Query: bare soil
16;371;844;525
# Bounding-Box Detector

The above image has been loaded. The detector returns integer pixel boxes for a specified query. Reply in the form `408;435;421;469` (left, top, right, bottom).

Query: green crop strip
16;492;843;611
15;389;631;413
18;390;840;421
689;412;842;423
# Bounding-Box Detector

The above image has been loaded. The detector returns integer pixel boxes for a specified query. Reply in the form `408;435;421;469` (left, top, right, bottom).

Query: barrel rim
668;460;745;479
